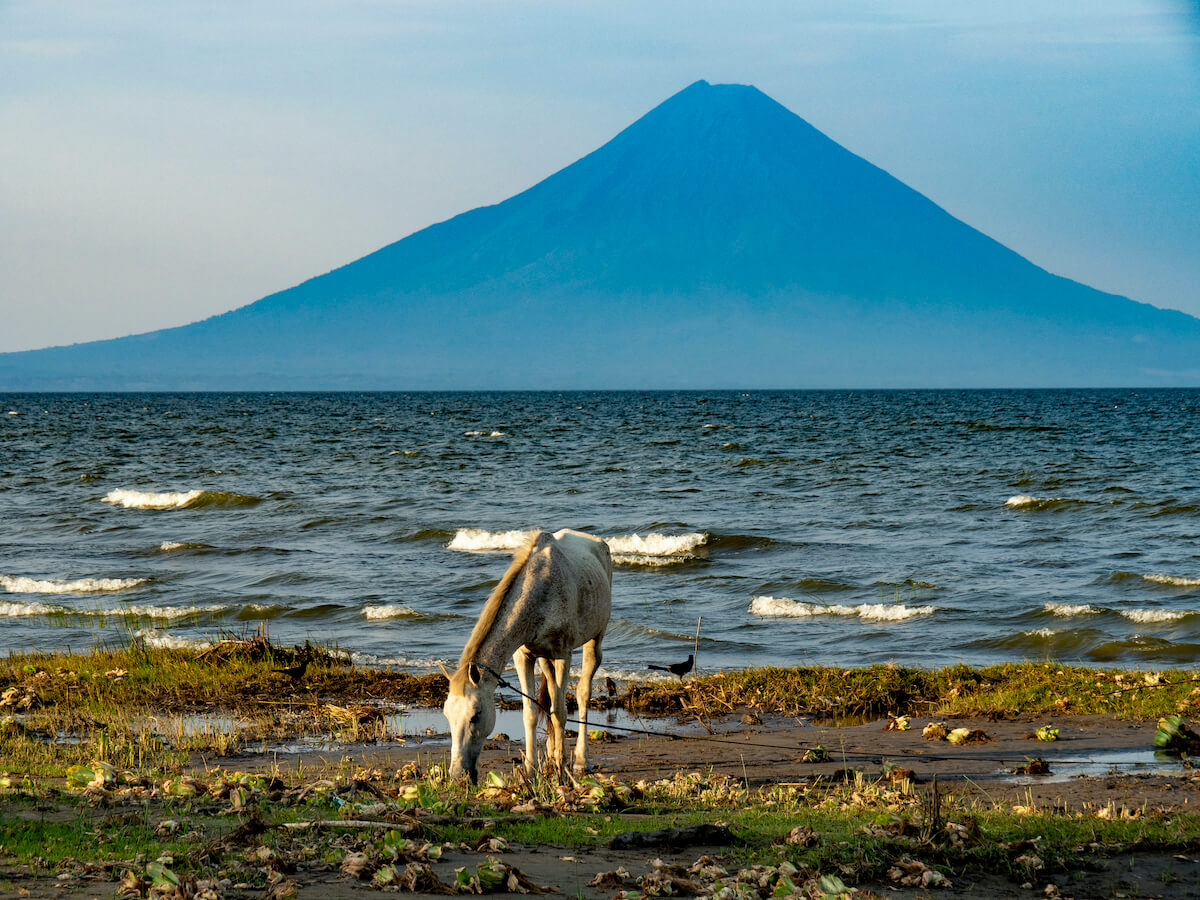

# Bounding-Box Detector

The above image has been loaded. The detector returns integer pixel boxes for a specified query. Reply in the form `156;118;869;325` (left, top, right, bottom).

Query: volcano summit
4;80;1198;389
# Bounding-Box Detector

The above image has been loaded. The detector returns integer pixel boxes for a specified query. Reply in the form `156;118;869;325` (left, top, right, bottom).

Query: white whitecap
1022;628;1058;638
463;431;506;437
117;603;227;620
103;489;204;509
0;600;62;617
349;651;441;669
134;629;214;650
1121;609;1190;623
610;553;693;567
606;533;707;557
1143;574;1200;587
1005;494;1063;508
0;574;148;594
749;596;933;621
363;604;422;620
447;528;537;552
1043;602;1099;616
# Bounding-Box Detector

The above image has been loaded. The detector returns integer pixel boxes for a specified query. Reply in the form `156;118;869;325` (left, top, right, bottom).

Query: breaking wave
0;600;62;617
363;604;423;620
134;629;214;651
102;489;261;510
447;528;535;552
447;528;709;565
748;596;933;621
1004;495;1090;511
0;574;148;594
607;532;707;565
1120;609;1192;624
1142;573;1200;588
158;541;213;552
1043;602;1100;616
464;431;506;437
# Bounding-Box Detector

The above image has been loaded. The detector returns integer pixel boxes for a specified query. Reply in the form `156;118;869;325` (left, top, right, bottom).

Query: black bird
605;676;618;698
274;654;309;684
648;653;694;680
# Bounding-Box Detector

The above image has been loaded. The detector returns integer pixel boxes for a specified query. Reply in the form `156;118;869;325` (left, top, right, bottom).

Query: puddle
1008;750;1191;784
807;714;876;728
385;705;654;742
13;705;699;757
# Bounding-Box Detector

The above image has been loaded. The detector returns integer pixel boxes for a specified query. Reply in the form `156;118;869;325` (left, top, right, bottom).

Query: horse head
440;661;497;782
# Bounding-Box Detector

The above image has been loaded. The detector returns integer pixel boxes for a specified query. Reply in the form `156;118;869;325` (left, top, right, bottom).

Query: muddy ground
5;711;1200;899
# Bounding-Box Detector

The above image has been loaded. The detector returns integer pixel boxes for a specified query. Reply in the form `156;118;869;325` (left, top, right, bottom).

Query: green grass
628;661;1200;719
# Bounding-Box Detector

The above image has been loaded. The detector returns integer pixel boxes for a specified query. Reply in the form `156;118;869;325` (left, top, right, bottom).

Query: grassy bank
4;641;1200;896
4;639;1198;726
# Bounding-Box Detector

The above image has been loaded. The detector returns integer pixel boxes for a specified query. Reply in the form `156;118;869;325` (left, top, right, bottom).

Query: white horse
441;529;612;782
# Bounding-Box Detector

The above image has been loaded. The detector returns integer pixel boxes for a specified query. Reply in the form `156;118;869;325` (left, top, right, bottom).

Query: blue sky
2;1;1198;352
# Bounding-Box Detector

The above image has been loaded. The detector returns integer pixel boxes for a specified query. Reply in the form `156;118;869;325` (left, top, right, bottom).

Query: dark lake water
3;390;1200;677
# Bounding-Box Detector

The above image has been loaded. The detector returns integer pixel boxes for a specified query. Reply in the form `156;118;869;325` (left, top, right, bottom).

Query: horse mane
459;530;542;668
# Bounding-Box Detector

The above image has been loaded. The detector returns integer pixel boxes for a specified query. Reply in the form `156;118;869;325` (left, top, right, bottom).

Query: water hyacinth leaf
66;764;97;787
485;770;507;788
477;859;507;890
817;874;847;893
802;745;828;763
1035;725;1059;741
455;866;481;893
145;859;180;889
1154;714;1200;752
771;874;797;897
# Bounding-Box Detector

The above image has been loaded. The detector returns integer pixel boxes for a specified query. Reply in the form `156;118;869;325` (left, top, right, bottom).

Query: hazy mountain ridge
4;80;1197;389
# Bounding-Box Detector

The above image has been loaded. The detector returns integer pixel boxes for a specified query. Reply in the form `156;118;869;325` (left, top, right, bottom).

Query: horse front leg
573;638;601;774
512;647;539;776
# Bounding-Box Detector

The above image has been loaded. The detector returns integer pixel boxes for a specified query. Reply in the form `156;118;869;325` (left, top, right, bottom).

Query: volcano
4;79;1198;389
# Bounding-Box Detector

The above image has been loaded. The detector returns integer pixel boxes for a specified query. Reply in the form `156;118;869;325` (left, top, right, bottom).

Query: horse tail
537;672;550;726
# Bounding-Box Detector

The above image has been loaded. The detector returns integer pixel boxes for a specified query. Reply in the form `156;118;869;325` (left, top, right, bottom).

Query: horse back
521;530;611;654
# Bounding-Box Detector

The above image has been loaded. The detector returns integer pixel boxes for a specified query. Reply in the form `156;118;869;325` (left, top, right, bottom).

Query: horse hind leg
573;638;602;775
537;657;562;774
544;656;573;777
512;647;540;776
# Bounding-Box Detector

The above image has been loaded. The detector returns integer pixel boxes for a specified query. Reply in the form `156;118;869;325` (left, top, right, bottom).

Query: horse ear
438;662;454;681
467;663;482;687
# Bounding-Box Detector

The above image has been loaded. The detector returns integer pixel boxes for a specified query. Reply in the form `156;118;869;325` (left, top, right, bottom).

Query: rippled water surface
3;390;1200;673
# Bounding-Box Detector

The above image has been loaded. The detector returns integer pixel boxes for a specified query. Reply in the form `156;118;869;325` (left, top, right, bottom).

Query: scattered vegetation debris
783;824;818;846
1013;757;1052;776
455;857;547;894
922;722;948;740
588;867;632;889
946;727;990;745
802;744;829;762
323;702;385;725
887;856;952;889
884;714;911;731
1035;725;1059;742
882;763;917;784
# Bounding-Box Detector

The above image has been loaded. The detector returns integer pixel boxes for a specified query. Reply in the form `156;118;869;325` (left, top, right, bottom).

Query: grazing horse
441;529;611;782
